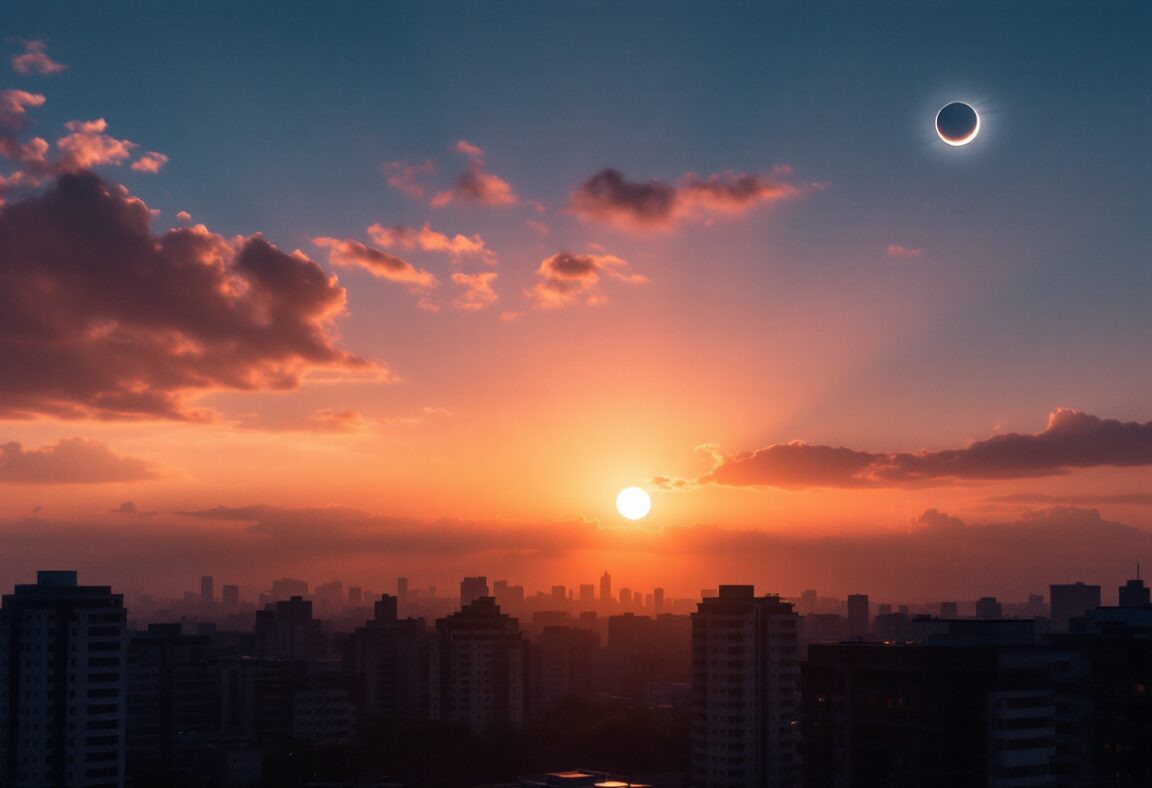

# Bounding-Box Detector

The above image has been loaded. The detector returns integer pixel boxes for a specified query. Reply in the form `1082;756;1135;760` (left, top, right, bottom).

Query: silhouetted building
460;576;490;608
846;593;869;638
397;576;409;604
578;584;596;607
221;584;240;610
940;601;959;618
600;571;612;605
692;585;800;787
619;588;633;610
270;578;308;601
1118;577;1151;608
1050;582;1101;632
254;596;324;661
803;642;1061;787
434;597;528;733
534;626;599;711
345;595;433;721
125;623;229;784
976;596;1003;620
0;571;127;788
200;575;214;605
653;587;665;616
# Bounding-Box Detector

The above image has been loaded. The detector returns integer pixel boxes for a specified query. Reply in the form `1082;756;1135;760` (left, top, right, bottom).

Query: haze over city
1;2;1149;603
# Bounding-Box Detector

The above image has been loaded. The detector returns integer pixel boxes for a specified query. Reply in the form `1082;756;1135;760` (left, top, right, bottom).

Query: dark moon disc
936;101;980;146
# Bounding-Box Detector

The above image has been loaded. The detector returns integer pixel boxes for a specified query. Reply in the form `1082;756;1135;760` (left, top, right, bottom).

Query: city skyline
1;3;1150;601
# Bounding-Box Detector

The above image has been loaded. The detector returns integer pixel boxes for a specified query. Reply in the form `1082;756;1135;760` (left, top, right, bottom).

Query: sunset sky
2;2;1150;601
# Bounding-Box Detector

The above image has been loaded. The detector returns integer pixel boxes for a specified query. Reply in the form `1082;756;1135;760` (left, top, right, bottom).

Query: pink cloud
432;140;519;207
451;271;499;311
367;222;496;264
176;210;192;223
569;165;807;231
10;40;66;76
56;119;137;171
0;171;369;420
130;151;169;174
0;90;45;130
526;251;647;309
0;438;159;484
381;158;436;200
311;236;438;290
886;244;923;258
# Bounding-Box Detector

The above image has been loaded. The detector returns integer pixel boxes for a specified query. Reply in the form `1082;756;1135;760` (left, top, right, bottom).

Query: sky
1;1;1150;601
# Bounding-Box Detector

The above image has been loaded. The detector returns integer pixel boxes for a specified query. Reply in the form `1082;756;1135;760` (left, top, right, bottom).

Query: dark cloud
989;492;1152;507
691;410;1152;489
568;166;804;231
0;171;369;420
0;437;159;483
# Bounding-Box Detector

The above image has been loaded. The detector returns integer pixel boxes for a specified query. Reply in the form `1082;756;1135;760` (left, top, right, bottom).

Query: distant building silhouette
0;571;127;787
1118;576;1151;608
221;584;240;610
459;576;490;608
600;571;612;605
254;596;323;660
975;596;1003;620
1050;582;1101;632
270;577;308;601
692;585;800;787
653;587;665;616
397;576;409;604
846;593;869;638
200;575;214;605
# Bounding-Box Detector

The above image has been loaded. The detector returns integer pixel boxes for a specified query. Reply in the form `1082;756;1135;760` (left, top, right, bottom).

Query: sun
615;486;652;520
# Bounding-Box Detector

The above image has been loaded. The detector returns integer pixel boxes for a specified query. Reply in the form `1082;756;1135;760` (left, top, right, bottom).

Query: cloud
367;222;496;264
568;165;805;231
175;210;192;223
130;151;168;174
989;492;1152;507
451;271;499;311
56;119;137;171
311;236;438;289
10;40;66;76
915;508;965;530
0;170;368;420
525;251;647;309
431;140;518;207
381;158;436;200
0;90;45;131
0;438;159;483
886;244;923;258
681;409;1152;490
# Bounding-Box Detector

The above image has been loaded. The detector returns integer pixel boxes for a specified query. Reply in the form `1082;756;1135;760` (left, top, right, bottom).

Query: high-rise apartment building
199;575;214;605
433;597;528;733
1050;582;1101;632
846;593;870;638
691;585;801;787
0;571;127;788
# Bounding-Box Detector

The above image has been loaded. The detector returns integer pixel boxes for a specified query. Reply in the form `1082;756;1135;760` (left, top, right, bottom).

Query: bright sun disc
616;486;652;520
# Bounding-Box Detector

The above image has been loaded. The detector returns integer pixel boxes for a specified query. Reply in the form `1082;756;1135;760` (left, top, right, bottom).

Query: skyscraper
846;593;869;638
692;585;801;787
600;571;612;605
653;587;665;616
221;584;240;610
199;575;214;605
397;576;409;604
0;570;128;788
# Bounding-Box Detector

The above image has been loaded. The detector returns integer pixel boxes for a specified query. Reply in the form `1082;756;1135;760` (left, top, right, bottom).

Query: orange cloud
56;119;137;171
10;40;66;76
0;438;159;484
381;158;436;200
451;271;499;311
130;151;169;174
526;251;647;309
569;165;805;231
0;90;45;130
311;236;438;290
0;171;368;420
368;222;496;264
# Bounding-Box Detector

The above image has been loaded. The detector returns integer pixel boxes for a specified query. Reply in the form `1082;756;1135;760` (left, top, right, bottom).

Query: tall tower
459;576;489;608
600;571;612;605
200;575;214;605
692;585;801;787
846;593;870;638
0;570;128;787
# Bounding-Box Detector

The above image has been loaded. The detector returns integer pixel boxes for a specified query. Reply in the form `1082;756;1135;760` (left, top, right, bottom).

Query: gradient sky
1;1;1150;600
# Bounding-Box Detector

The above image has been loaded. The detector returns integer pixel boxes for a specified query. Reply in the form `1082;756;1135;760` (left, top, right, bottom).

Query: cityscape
4;568;1152;786
2;1;1150;787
